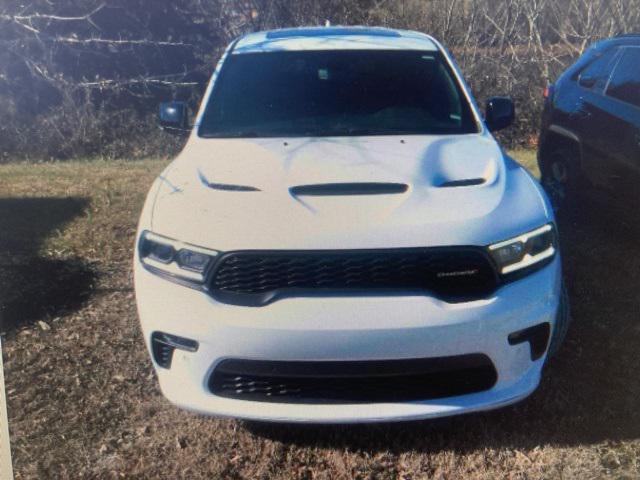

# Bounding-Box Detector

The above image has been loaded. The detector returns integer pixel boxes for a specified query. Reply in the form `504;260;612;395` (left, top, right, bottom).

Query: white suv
134;27;567;423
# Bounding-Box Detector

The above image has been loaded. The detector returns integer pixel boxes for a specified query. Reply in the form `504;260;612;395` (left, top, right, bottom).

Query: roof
232;27;439;54
612;34;640;46
591;34;640;51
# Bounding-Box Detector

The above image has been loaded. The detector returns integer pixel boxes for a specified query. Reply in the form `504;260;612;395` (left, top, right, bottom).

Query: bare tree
2;0;640;161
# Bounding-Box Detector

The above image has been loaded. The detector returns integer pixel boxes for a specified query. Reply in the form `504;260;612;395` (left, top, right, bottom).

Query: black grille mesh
209;248;498;305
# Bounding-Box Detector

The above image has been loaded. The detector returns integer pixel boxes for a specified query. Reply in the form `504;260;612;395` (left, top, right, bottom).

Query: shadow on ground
244;201;640;451
0;197;96;333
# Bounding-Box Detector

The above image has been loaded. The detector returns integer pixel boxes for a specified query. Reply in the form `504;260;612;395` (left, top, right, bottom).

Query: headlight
138;231;218;285
488;224;556;275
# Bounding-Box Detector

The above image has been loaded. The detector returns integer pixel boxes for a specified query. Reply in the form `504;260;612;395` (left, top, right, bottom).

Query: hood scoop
438;178;486;188
290;182;408;196
198;169;260;192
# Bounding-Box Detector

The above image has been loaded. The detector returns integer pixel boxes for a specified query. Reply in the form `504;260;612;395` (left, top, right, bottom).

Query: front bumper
134;255;562;423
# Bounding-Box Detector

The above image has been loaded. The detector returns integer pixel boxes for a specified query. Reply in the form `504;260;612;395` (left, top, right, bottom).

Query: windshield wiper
299;127;425;137
200;130;262;138
201;128;428;138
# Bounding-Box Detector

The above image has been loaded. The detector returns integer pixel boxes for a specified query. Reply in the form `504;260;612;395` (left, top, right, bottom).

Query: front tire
541;148;582;213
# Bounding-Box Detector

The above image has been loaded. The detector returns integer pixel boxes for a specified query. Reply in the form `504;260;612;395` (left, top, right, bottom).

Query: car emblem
436;269;479;278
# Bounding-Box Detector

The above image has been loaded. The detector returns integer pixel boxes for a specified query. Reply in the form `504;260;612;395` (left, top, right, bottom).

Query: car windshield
198;50;479;138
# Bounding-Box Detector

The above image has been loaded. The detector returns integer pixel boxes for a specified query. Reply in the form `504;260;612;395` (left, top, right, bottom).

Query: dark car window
606;48;640;109
198;50;479;138
577;48;620;91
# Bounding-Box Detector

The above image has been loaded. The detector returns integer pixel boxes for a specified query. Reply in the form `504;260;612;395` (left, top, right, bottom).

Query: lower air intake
209;355;497;404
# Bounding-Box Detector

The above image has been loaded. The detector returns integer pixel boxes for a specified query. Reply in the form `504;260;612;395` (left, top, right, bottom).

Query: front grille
209;355;497;404
208;248;498;306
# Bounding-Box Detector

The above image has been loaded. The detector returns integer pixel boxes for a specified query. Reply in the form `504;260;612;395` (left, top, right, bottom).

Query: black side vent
152;333;175;369
508;322;551;361
439;178;486;188
290;182;408;196
151;332;199;369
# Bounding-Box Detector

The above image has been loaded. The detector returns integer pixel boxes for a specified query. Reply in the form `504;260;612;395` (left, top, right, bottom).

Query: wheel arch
539;126;583;175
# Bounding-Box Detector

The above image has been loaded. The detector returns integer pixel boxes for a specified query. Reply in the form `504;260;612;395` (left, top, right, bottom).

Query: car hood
150;135;550;250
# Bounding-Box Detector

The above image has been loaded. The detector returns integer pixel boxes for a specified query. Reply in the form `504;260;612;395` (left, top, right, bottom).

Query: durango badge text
436;269;480;278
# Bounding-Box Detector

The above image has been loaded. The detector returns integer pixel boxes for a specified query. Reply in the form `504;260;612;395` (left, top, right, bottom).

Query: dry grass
1;152;639;479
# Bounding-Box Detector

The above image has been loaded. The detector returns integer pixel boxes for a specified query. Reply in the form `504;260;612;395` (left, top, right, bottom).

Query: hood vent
438;178;486;188
198;169;260;192
290;182;408;196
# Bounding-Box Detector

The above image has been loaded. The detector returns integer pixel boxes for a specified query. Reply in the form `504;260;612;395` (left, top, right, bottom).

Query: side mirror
578;75;597;89
159;101;189;133
485;96;515;132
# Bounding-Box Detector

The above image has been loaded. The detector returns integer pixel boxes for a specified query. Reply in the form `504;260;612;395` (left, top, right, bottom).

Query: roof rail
265;27;401;40
615;33;640;38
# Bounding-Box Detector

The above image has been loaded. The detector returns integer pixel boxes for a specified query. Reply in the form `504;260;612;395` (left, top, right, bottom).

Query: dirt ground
1;152;639;479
